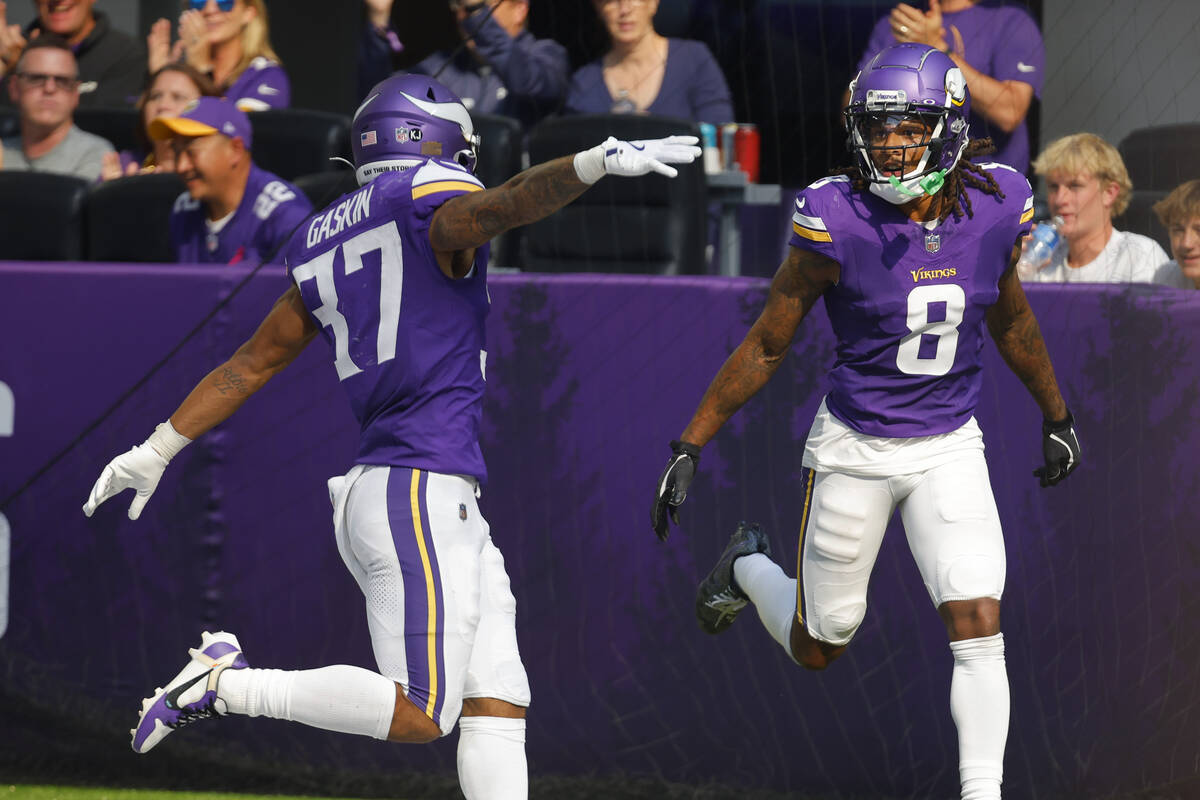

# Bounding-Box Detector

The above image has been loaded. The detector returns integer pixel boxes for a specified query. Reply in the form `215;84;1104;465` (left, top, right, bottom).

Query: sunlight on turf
5;788;377;800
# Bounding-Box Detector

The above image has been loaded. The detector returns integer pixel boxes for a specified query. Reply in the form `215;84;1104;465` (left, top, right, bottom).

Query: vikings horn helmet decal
844;43;970;205
351;73;480;186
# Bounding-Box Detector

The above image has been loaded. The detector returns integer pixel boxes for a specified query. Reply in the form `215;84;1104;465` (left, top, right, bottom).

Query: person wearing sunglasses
1;35;114;180
0;0;145;108
146;0;288;112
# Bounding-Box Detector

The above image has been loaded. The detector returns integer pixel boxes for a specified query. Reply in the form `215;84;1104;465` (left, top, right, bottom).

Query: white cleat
130;631;249;754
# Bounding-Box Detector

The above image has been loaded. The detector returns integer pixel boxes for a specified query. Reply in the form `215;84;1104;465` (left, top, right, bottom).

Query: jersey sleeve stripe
412;180;485;200
792;210;828;231
793;220;833;242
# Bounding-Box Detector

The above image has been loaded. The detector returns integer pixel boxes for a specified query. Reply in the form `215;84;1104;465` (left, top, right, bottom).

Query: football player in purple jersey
83;74;698;799
652;43;1080;800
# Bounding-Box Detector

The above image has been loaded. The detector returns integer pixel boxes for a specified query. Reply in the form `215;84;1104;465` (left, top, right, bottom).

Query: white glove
573;135;702;184
83;421;191;520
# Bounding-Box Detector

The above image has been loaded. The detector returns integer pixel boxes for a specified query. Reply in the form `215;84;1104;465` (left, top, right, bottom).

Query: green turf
2;788;373;800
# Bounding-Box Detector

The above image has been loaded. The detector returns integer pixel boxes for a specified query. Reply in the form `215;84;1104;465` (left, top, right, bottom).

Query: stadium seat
0;172;88;260
293;170;359;210
474;112;524;190
1114;189;1170;254
85;173;186;263
0;106;17;139
247;109;352;181
74;107;142;154
1118;123;1200;192
520;114;707;274
473;112;525;267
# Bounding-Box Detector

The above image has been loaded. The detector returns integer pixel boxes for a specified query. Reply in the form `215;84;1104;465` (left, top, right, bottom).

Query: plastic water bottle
1016;215;1064;280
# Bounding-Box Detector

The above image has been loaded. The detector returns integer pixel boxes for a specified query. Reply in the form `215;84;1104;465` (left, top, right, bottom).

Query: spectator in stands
565;0;733;124
0;0;145;107
851;0;1042;174
146;0;288;112
1;36;112;180
1151;179;1200;289
1027;133;1172;284
358;0;568;129
149;97;310;264
100;62;218;180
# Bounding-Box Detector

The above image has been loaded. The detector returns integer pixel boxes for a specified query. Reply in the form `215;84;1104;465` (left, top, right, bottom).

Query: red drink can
734;123;760;183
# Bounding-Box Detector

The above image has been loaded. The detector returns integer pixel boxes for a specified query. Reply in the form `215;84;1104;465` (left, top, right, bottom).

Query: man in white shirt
1027;132;1172;284
0;36;112;181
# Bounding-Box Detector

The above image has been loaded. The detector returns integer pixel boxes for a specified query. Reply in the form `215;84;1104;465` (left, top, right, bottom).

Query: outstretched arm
84;287;318;519
428;135;701;258
682;246;840;446
985;241;1067;421
429;156;588;255
170;286;319;436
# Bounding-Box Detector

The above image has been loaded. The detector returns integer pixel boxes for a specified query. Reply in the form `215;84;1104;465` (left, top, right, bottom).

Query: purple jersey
227;57;291;111
789;163;1035;437
281;159;492;482
170;165;312;265
858;4;1044;173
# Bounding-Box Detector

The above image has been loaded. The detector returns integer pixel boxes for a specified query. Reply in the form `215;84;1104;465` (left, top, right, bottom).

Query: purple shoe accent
202;641;249;668
131;632;248;754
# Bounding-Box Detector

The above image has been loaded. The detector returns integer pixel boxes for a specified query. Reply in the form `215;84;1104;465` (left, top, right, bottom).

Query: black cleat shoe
695;521;772;635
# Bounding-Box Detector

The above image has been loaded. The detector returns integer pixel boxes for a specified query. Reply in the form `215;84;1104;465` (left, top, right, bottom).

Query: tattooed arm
986;240;1069;421
428;156;589;279
680;247;840;447
170;286;319;437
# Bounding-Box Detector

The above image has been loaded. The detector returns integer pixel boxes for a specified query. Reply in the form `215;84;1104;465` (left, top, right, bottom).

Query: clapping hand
0;1;28;78
178;9;212;73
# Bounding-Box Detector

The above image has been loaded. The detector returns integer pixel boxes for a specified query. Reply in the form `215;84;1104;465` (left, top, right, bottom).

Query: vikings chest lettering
306;184;376;249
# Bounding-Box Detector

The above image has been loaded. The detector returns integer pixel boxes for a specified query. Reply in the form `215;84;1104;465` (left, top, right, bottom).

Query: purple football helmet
351;73;479;185
845;43;970;204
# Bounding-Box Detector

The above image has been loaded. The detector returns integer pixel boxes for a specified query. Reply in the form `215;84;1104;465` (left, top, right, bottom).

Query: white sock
457;716;528;800
218;665;395;740
949;633;1008;800
733;552;798;658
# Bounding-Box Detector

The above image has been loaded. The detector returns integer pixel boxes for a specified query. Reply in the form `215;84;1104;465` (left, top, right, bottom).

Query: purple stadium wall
1;263;1197;799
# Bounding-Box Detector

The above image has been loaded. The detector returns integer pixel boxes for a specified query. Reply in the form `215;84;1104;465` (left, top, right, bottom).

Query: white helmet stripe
399;91;474;138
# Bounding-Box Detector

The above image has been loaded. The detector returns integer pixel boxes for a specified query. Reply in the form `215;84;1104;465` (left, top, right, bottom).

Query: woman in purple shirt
565;0;733;125
146;0;290;112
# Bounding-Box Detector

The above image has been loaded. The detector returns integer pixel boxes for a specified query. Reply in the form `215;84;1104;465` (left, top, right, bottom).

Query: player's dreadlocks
833;138;1007;223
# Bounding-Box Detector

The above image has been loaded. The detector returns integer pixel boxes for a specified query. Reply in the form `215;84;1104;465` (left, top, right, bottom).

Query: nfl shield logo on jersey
459;503;468;521
395;127;410;144
925;233;941;253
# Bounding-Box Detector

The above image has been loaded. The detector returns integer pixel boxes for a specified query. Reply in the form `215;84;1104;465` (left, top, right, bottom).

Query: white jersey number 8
291;222;405;381
896;283;965;376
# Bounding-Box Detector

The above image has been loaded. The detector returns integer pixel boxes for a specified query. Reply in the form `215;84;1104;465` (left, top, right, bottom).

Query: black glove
1034;411;1080;488
651;439;701;541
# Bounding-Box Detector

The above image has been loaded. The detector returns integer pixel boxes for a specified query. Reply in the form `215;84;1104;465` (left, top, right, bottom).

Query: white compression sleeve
733;552;798;659
950;633;1009;800
457;716;528;800
218;665;395;741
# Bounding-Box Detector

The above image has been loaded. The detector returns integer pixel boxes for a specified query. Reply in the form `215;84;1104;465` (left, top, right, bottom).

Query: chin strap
887;169;948;198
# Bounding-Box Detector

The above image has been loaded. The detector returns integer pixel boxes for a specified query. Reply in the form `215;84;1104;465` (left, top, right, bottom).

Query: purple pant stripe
415;469;448;723
384;467;446;727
